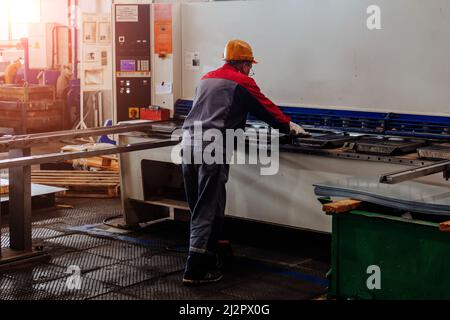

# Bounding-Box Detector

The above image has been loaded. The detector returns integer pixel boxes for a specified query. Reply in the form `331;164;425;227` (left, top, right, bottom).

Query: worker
4;59;22;85
181;39;308;285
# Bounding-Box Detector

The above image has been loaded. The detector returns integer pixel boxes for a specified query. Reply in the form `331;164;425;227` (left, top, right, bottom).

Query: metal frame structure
0;122;179;268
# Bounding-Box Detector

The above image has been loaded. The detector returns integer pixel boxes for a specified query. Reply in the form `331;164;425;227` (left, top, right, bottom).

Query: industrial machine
116;0;450;234
112;0;180;123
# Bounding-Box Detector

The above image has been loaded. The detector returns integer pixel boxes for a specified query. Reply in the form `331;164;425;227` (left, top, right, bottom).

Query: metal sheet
314;177;450;215
0;179;65;203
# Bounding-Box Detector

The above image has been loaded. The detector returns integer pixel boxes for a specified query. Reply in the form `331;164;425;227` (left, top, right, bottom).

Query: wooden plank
32;170;118;174
31;170;120;188
31;181;119;187
439;221;450;232
31;176;119;181
323;199;363;215
31;173;119;178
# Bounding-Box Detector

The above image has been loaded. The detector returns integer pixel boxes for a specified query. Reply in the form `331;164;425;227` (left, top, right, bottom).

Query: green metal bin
329;209;450;300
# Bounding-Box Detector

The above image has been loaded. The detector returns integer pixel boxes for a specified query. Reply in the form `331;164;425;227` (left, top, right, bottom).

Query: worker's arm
236;78;295;134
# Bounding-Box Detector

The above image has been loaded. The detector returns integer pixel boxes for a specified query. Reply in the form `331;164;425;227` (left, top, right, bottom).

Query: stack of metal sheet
314;177;450;216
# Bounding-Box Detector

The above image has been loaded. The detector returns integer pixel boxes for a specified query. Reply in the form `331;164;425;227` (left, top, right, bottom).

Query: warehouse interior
1;0;450;303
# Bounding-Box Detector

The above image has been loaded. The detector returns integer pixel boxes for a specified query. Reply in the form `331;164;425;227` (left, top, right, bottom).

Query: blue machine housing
175;99;450;140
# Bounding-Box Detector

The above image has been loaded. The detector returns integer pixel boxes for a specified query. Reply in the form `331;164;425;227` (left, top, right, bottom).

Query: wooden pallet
0;85;55;102
66;156;119;171
31;170;120;198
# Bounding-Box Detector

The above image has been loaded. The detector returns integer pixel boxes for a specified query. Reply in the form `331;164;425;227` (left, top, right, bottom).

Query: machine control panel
114;4;152;122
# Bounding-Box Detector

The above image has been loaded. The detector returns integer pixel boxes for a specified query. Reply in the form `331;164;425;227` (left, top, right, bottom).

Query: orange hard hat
223;40;258;64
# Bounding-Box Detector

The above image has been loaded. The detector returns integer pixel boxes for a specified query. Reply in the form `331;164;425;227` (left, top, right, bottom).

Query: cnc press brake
114;0;450;233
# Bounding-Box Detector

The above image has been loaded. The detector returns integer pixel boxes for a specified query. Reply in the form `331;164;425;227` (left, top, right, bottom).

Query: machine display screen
120;59;136;72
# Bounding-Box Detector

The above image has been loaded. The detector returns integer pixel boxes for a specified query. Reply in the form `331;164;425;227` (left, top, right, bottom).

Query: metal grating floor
0;198;329;300
84;263;156;287
86;242;150;262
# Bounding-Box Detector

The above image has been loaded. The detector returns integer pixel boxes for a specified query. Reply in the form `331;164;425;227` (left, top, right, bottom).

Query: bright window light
0;0;41;40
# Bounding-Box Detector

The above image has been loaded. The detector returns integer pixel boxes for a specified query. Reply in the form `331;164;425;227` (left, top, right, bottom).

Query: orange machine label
154;3;172;55
128;107;140;120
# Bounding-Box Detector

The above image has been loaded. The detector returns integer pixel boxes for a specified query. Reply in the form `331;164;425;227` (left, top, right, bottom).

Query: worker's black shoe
182;269;224;286
183;252;223;286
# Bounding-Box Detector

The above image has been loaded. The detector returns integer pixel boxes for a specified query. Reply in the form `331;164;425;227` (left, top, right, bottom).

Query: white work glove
289;122;310;137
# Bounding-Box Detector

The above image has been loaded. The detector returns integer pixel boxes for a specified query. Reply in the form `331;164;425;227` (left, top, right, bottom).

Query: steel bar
0;122;156;152
9;148;32;251
0;139;179;170
379;160;450;184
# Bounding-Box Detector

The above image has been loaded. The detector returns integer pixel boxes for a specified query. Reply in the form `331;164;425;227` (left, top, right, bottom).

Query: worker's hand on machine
289;122;311;137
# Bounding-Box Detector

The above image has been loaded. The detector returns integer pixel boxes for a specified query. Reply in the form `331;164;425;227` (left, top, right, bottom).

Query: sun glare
0;0;40;40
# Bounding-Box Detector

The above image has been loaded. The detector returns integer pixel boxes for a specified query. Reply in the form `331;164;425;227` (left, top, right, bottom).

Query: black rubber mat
1;228;64;249
50;251;118;273
2;263;67;284
33;276;116;300
232;244;313;266
121;277;239;301
0;197;330;300
86;242;150;262
216;273;326;300
89;291;139;300
0;276;49;300
46;234;112;250
31;228;65;240
126;252;186;275
40;240;78;257
84;263;156;287
42;222;74;233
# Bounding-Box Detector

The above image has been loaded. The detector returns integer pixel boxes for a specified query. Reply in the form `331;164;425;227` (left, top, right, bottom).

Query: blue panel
174;99;450;140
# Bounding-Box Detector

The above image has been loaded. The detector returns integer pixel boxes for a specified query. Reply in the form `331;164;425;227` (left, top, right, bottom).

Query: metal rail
0;122;156;152
0;140;177;169
379;160;450;184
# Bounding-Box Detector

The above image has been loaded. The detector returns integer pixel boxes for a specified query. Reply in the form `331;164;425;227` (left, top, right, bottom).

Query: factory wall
182;0;450;117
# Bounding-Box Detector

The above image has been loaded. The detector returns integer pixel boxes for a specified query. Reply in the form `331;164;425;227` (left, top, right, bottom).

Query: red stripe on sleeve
203;64;291;124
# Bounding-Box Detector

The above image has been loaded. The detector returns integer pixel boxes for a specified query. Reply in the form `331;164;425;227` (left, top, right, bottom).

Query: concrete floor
0;197;330;300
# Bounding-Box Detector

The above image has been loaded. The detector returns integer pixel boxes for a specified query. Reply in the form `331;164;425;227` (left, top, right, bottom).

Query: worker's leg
181;163;198;214
189;163;229;254
183;163;229;283
205;164;229;253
